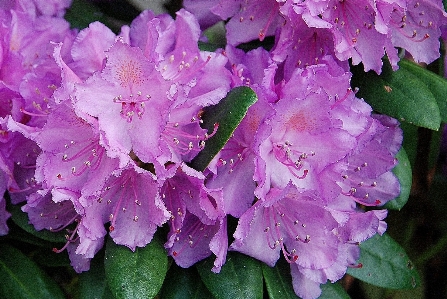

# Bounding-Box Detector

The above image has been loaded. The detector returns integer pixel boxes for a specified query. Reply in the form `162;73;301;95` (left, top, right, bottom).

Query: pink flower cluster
185;0;447;74
1;1;443;298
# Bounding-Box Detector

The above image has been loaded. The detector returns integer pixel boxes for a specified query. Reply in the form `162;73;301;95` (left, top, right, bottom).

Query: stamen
52;219;81;253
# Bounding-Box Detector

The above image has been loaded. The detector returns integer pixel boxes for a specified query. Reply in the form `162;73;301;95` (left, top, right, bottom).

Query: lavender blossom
163;163;228;272
79;165;170;251
222;54;402;298
184;0;447;73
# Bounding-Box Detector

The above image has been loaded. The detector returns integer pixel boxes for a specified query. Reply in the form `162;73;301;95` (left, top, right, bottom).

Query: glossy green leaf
351;60;441;130
385;148;412;210
189;86;258;171
104;237;168;299
197;252;263;299
262;258;299;299
399;60;447;123
79;251;113;299
319;283;351;299
9;202;66;244
160;264;215;299
347;233;420;289
0;244;65;299
64;0;106;30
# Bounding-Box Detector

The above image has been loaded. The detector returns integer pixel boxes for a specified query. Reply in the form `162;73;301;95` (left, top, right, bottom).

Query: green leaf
351;60;441;130
79;251;113;299
64;0;106;30
160;264;215;299
262;258;299;299
104;237;168;299
399;60;447;123
347;233;420;289
384;148;412;210
3;221;57;247
189;86;258;171
8;202;66;244
0;244;65;299
33;248;71;267
319;283;350;299
196;252;263;299
262;257;350;299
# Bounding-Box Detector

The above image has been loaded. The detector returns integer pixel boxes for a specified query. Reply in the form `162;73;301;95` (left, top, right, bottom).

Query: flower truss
1;0;446;298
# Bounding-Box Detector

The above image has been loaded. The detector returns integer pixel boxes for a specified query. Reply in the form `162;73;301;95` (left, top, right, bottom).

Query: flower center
262;204;313;263
113;91;151;122
273;141;313;179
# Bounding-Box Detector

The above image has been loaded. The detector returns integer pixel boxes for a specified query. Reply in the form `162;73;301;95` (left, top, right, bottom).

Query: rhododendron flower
0;0;416;297
78;165;170;251
6;133;41;204
206;46;275;217
255;59;358;197
1;0;72;17
73;9;231;172
74;40;171;164
32;102;121;198
185;0;447;73
0;7;74;93
231;183;389;299
21;191;78;232
163;163;228;272
215;52;401;298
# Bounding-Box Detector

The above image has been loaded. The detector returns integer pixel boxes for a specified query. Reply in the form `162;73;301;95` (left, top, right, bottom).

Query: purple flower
0;2;411;292
320;115;402;209
64;21;117;82
67;235;102;273
20;189;96;272
32;102;121;198
159;103;216;166
204;46;275;217
231;186;340;268
231;183;388;299
168;210;227;272
255;60;359;198
271;13;342;81
78;165;170;251
7;134;41;204
290;243;360;299
289;0;447;72
73;40;171;164
22;191;79;232
218;52;401;298
184;0;282;45
73;10;231;171
162;163;228;272
320;0;392;72
0;8;74;92
182;0;222;29
3;0;72;17
184;0;447;73
214;0;282;45
387;0;447;66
